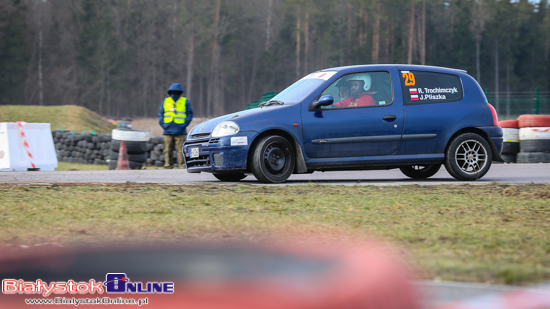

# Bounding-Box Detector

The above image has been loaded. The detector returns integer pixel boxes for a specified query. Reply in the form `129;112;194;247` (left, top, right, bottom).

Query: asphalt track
2;163;549;307
0;163;549;185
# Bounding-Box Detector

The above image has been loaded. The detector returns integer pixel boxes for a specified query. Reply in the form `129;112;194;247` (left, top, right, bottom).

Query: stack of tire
147;136;167;167
108;128;151;170
517;115;550;163
52;131;111;165
498;120;520;163
146;136;182;168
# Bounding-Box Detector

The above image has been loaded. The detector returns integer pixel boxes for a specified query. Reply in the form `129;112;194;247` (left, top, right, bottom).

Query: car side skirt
305;153;444;170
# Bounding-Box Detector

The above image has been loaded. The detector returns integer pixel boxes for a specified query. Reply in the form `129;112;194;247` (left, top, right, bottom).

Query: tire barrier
110;129;149;170
111;128;150;142
52;130;180;168
52;131;111;165
501;153;517;163
110;140;148;154
501;142;519;154
500;115;550;163
499;120;520;163
518;114;550;128
519;127;550;140
519;139;550;152
498;119;519;128
517;152;550;163
518;126;550;163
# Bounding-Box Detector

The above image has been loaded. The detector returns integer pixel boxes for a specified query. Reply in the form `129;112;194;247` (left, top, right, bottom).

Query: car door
301;69;404;159
397;68;466;156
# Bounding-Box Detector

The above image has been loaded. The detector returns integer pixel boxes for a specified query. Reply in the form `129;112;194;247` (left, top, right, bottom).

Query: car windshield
271;78;326;104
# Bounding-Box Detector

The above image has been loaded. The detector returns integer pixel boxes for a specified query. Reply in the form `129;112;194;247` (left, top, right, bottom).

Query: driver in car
332;74;376;108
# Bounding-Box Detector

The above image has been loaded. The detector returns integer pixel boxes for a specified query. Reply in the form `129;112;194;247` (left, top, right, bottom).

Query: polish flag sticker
411;95;419;100
409;88;418;94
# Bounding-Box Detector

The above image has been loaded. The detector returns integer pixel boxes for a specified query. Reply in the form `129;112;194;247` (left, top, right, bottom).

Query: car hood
188;104;295;136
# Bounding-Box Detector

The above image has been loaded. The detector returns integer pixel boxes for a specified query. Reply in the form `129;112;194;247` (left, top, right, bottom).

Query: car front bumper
183;131;258;173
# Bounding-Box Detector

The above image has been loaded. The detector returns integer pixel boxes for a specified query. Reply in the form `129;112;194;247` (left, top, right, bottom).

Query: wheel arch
246;129;307;174
445;127;502;161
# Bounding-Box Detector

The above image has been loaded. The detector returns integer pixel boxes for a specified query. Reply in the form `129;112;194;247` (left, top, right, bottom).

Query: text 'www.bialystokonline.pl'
23;297;149;306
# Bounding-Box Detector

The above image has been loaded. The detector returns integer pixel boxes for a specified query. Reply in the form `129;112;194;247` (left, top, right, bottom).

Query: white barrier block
0;123;58;171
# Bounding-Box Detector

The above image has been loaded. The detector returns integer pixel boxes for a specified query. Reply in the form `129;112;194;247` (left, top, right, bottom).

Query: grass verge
55;162;109;171
1;183;548;285
55;162;171;171
0;105;115;134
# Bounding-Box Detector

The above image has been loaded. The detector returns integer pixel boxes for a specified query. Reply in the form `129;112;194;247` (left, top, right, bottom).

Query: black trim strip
311;133;436;144
401;133;437;141
312;135;400;144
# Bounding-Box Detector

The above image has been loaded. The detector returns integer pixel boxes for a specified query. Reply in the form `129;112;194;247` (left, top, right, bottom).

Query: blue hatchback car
183;65;503;183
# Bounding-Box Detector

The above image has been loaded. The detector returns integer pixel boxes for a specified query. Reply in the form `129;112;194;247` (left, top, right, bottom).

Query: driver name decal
409;87;459;101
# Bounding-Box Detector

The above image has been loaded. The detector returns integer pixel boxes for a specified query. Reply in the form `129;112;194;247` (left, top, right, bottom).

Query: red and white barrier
0;122;57;171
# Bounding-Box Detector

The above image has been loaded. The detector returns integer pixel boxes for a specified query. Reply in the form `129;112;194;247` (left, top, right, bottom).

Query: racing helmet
335;79;351;88
347;74;372;92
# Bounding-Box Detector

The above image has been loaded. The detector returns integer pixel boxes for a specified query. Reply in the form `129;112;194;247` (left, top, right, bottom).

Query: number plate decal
190;147;199;158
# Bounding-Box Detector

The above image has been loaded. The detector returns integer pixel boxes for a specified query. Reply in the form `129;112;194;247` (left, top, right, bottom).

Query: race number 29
402;72;415;86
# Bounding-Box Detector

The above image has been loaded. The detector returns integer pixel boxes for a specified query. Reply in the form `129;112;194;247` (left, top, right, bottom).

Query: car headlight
212;121;240;137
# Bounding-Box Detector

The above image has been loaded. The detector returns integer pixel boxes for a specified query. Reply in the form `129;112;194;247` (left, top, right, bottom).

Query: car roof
321;64;467;75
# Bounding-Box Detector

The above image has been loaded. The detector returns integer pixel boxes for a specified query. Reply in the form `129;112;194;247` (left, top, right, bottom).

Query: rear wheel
399;164;441;179
444;133;492;181
213;172;247;182
251;135;295;183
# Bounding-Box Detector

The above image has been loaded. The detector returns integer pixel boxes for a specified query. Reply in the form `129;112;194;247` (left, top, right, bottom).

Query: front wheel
251;135;295;183
399;164;441;179
213;172;247;182
444;133;492;181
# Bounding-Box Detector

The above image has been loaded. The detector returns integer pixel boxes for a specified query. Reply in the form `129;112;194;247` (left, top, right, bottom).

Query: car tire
109;151;148;163
519;140;550;153
251;135;295;183
213;172;247;182
498;120;519;128
501;153;517;163
516;152;550;163
444;133;493;181
519;127;550;140
399;164;441;179
111;128;150;142
502;142;520;154
518;115;550;127
110;140;147;154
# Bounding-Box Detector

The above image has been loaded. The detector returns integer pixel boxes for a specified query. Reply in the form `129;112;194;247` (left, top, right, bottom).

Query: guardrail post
535;88;540;114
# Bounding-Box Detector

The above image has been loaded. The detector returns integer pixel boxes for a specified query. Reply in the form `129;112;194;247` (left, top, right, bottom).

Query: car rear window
399;70;463;104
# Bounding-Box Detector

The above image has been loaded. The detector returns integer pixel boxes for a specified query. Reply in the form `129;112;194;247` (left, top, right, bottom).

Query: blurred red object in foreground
434;285;550;309
0;238;420;309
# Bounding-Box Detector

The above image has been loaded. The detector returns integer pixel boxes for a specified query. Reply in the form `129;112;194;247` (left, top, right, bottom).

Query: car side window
320;71;393;109
400;70;463;104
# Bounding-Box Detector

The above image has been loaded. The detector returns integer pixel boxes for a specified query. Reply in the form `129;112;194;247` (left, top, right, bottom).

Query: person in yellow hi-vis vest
158;83;194;168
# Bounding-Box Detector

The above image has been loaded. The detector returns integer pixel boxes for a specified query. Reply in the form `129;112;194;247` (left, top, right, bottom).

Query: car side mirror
314;95;334;107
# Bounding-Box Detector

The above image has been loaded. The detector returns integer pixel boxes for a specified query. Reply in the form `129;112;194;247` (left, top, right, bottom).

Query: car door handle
383;115;397;121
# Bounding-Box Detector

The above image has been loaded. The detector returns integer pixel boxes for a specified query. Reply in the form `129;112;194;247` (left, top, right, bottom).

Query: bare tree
304;0;309;74
373;5;380;64
407;0;415;64
296;4;301;78
470;0;491;82
420;0;425;65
